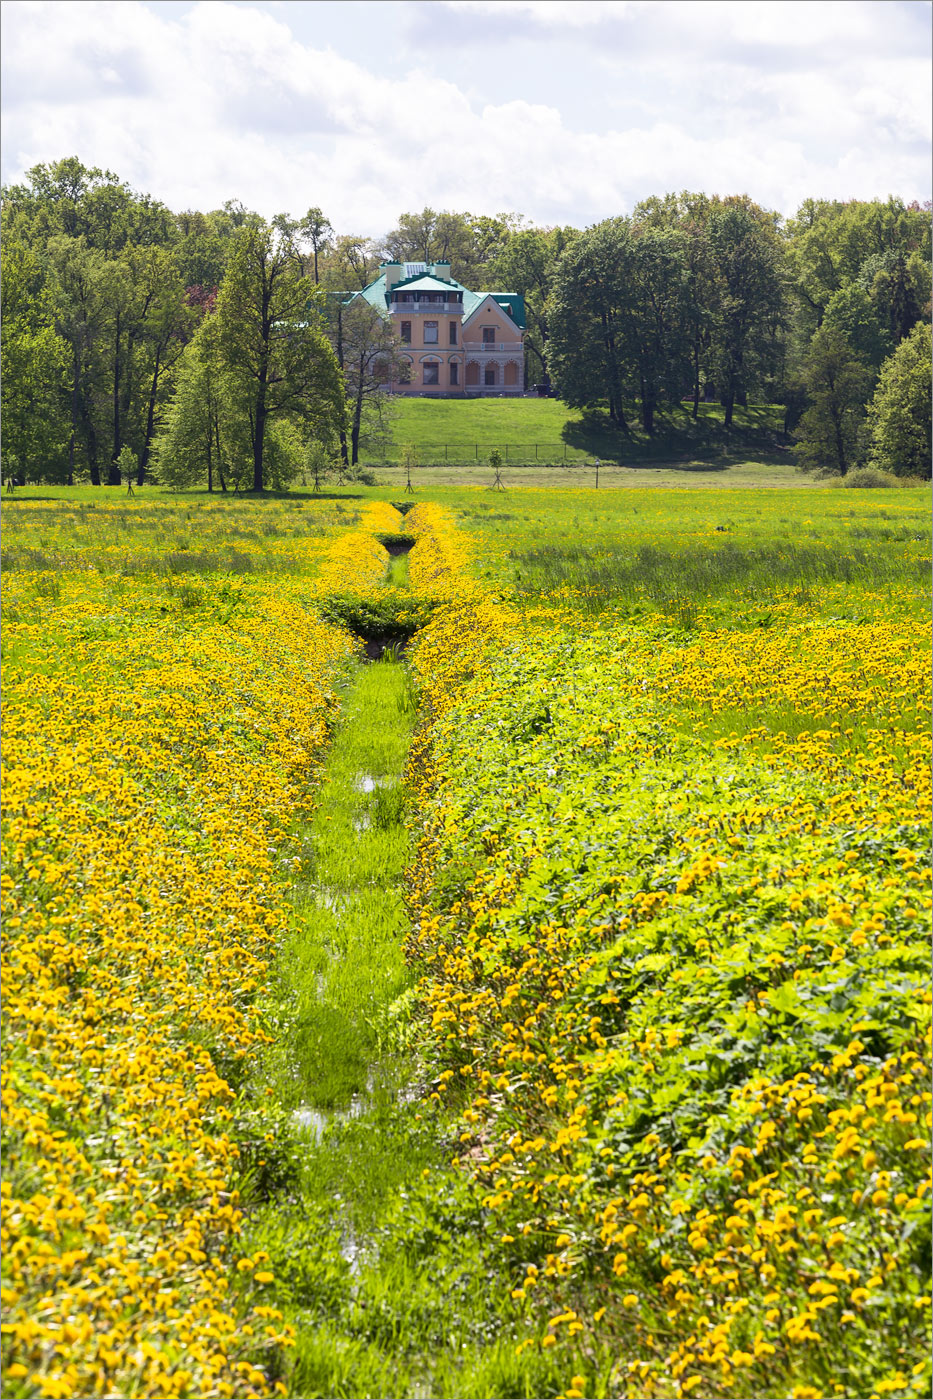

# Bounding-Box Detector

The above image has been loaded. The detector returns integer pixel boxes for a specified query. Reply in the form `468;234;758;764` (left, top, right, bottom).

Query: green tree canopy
866;323;932;478
214;221;344;491
793;324;874;476
0;234;69;480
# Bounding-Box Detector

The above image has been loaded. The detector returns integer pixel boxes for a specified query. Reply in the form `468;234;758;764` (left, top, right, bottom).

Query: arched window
484;363;497;387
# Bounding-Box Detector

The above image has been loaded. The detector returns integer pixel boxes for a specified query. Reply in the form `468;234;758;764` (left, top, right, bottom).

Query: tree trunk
252;396;266;492
692;340;701;419
723;365;735;430
601;309;629;434
206;417;213;493
109;316;123;485
351;374;364;466
640;368;656;435
830;400;848;476
138;351;161;485
69;348;79;485
215;416;226;492
80;393;101;486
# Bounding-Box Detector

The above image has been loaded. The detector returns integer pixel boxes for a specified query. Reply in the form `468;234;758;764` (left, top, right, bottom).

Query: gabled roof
462;291;526;331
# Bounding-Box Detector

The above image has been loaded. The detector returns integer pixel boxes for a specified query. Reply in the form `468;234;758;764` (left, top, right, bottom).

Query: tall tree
152;318;239;493
45;235;109;484
335;300;407;465
379;207;525;286
300;207;333;283
0;235;69;480
549;218;690;434
130;246;197;484
634;192;719;417
548;220;632;432
707;199;786;428
793;324;873;476
489;226;577;387
865;323;932;478
321;234;382;291
214;221;343;491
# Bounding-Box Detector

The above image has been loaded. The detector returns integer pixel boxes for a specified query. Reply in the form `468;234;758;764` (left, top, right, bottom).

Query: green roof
490;293;526;330
461;290;526;330
389;274;463;294
349;274;525;329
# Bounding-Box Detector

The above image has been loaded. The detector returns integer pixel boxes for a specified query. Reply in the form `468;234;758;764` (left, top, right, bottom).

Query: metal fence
369;443;620;466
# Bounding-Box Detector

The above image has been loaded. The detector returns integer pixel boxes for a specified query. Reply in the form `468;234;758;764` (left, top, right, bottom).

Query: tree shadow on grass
561;403;786;464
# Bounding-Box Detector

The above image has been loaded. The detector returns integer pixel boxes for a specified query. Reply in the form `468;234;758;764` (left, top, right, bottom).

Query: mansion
348;261;526;396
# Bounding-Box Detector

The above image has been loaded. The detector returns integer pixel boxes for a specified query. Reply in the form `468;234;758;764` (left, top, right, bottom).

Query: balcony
467;342;524;353
391;301;463;314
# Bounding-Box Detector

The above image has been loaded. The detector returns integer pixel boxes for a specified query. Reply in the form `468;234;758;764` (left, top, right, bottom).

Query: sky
1;0;930;236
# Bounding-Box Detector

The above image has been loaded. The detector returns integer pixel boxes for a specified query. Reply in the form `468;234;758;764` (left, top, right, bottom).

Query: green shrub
833;466;910;488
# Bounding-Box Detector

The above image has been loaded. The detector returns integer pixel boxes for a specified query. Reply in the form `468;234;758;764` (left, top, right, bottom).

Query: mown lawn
367;396;787;467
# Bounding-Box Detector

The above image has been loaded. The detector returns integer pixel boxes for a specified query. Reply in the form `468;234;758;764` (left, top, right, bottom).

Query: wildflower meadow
1;482;930;1400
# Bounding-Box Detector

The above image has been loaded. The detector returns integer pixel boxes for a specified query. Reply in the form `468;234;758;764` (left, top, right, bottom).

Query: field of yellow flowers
2;482;930;1400
406;488;931;1400
0;496;415;1399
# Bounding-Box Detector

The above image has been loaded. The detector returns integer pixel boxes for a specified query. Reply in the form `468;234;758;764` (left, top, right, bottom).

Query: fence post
563;443;567;463
535;444;539;460
475;444;478;460
445;444;448;461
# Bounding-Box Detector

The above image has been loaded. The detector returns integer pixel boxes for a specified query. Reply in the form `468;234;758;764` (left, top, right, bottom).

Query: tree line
2;157;930;489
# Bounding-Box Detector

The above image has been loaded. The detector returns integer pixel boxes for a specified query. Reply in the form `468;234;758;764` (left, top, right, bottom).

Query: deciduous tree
213;221;343;491
793;324;873;475
0;235;69;480
865;323;932;478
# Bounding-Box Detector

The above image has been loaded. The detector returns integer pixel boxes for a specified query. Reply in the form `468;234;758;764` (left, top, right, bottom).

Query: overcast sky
2;0;930;235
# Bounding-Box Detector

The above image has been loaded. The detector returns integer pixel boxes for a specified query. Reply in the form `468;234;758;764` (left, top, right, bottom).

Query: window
400;321;411;344
482;326;496;345
424;321;438;344
484;364;497;386
398;361;411;384
449;360;459;385
423;362;439;385
449;321;458;345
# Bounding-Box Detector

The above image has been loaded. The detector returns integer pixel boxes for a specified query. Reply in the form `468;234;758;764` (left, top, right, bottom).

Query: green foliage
831;466;910;488
823;283;893;373
793;324;874;475
866;323;933;479
214;224;345;491
318;590;436;640
0;234;70;479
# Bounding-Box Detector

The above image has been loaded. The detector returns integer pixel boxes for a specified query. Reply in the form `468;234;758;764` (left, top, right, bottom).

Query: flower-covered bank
1;501;418;1400
407;598;932;1400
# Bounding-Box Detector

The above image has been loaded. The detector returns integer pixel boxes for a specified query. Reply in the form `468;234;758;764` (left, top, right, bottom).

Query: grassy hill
365;396;787;467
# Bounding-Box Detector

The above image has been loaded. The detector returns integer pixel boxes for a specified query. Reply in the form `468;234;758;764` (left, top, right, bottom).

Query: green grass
366;395;787;467
241;648;571;1399
449;486;932;624
265;653;418;1111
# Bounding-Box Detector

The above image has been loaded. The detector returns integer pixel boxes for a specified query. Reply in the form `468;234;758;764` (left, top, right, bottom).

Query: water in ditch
239;546;559;1398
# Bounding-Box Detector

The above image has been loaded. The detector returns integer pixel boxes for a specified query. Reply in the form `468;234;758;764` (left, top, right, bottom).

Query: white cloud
1;0;929;236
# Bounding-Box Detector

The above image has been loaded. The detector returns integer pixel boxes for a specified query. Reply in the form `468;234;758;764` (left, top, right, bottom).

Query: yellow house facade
348;261;526;396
